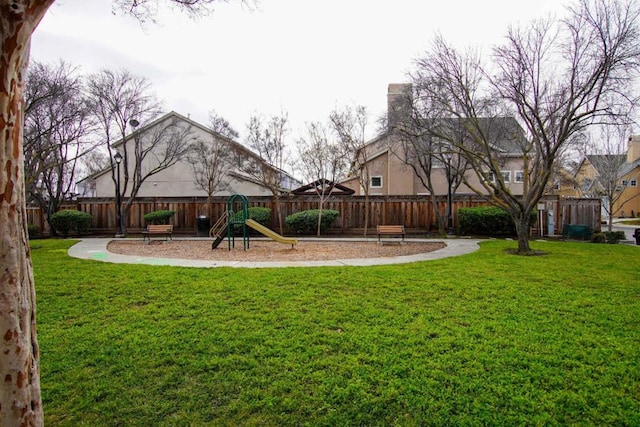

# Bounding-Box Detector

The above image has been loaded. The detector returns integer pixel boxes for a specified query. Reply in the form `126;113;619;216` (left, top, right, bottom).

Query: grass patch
33;239;640;426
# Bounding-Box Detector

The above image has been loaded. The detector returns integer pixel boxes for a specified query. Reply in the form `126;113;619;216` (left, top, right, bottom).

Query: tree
329;105;374;235
409;0;640;254
24;60;93;235
296;121;348;236
242;111;290;234
393;118;470;235
580;125;635;228
0;2;242;425
187;112;238;218
86;69;195;235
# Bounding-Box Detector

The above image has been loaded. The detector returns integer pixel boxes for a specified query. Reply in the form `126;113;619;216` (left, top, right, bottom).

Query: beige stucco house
78;111;299;198
574;135;640;218
341;84;527;197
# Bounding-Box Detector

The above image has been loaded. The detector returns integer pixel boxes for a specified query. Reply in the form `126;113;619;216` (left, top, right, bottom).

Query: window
502;171;511;183
553;182;560;190
486;171;496;183
370;176;383;188
631;179;638;187
514;171;524;183
622;180;629;187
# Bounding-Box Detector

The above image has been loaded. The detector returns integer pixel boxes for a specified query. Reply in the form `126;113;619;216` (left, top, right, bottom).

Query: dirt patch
107;239;446;262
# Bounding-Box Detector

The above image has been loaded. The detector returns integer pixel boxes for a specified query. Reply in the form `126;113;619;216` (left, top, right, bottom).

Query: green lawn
33;239;640;426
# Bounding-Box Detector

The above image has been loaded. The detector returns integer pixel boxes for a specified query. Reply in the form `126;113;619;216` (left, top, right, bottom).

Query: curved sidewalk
67;238;481;268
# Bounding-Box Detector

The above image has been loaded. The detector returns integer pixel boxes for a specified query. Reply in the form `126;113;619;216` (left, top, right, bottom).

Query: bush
232;207;272;234
50;210;92;237
457;206;535;236
604;231;626;244
233;207;271;227
285;209;339;235
144;210;175;224
28;224;40;239
591;233;606;243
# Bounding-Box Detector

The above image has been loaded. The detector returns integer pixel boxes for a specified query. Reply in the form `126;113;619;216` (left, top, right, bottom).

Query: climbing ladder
209;211;228;249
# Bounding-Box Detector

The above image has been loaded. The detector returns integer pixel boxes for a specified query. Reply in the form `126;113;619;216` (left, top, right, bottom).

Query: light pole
444;152;454;235
114;151;123;238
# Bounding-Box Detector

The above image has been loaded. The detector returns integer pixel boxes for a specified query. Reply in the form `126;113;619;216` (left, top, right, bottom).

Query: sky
31;0;567;143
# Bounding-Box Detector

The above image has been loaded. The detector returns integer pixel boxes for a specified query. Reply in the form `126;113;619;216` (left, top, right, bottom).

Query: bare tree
242;111;290;233
187;113;238;218
296;121;348;236
329;105;374;235
580;125;636;228
393;117;470;234
409;0;640;254
208;109;239;139
86;68;168;235
2;2;250;424
24;60;94;234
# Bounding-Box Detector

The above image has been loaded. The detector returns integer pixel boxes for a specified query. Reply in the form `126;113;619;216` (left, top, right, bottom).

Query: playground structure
209;194;297;250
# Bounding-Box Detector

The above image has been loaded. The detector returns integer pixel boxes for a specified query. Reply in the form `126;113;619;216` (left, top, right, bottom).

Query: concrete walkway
67;238;482;268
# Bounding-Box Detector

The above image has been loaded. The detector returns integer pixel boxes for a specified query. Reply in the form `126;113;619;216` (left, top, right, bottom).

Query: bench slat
142;224;173;241
376;225;405;241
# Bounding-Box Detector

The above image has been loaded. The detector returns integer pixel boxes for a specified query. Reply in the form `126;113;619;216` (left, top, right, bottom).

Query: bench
142;224;173;241
377;225;405;242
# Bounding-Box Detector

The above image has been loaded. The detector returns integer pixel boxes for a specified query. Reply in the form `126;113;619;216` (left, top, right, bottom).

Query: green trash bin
563;224;592;240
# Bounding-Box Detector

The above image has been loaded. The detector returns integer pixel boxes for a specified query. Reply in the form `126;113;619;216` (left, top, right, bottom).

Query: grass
32;239;640;426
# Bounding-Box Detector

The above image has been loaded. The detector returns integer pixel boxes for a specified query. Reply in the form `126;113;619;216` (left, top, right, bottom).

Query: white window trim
514;171;524;183
502;171;511;183
630;179;638;187
370;175;383;188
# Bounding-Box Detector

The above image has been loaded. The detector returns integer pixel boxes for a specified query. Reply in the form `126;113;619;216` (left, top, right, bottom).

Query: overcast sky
31;0;567;142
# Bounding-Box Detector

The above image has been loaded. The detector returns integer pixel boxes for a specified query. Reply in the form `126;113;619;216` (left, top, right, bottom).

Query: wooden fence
26;195;600;236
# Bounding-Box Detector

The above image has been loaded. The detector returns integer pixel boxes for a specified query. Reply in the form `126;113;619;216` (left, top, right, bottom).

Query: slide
245;219;298;247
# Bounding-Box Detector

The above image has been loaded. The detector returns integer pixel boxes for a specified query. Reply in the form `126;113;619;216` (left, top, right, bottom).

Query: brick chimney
387;83;412;132
628;135;640;163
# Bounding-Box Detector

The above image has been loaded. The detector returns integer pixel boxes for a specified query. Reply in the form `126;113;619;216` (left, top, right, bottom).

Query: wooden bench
142;224;173;241
377;225;405;242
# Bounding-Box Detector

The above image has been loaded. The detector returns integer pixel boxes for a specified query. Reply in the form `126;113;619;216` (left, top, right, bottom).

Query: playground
105;194;447;263
107;239;447;262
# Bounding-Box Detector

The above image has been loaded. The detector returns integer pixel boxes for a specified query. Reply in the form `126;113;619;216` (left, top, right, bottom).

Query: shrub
457;206;535;236
591;233;606;243
285;209;339;234
604;231;626;244
233;207;271;227
28;224;40;239
144;210;175;224
233;207;272;234
50;210;92;237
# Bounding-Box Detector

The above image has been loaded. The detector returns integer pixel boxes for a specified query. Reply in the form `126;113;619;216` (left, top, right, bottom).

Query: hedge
143;210;176;224
285;209;340;234
49;210;92;237
458;206;536;236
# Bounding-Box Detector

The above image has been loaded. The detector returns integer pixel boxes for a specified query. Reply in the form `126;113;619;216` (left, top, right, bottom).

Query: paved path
68;238;482;268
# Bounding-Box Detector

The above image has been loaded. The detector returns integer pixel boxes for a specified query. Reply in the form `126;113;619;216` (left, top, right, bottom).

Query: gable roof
291;179;355;196
78;111;298;185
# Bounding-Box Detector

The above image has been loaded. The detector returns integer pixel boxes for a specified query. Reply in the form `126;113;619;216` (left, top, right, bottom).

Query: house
340;83;528;197
574;136;640;218
546;166;579;198
77;111;300;198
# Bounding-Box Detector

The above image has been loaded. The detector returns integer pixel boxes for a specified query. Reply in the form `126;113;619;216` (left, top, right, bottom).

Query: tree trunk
1;3;53;426
514;212;533;254
363;192;369;237
274;195;283;235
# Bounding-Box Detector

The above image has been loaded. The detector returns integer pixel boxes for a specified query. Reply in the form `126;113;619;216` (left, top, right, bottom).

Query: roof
78;111;298;184
291;179;355;196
